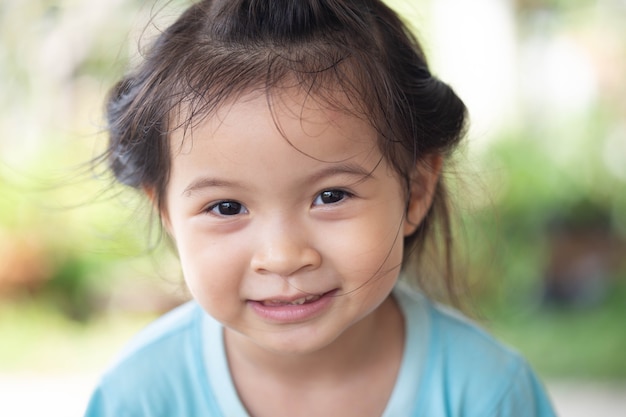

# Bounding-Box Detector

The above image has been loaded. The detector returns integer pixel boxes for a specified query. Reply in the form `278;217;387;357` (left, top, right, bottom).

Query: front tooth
292;297;307;305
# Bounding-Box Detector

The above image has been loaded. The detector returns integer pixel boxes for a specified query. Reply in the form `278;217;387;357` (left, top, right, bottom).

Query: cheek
323;211;405;281
175;230;246;308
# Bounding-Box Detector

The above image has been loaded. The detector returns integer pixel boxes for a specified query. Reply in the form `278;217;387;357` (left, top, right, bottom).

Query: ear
403;154;443;236
143;186;173;236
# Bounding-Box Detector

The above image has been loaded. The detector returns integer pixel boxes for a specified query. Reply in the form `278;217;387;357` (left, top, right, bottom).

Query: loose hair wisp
103;0;468;305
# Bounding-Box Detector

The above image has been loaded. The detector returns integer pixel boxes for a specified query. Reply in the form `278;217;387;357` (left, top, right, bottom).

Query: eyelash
205;200;248;216
312;189;353;206
203;189;353;217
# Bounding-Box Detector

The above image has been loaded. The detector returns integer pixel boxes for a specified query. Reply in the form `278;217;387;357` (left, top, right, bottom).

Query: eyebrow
307;162;376;184
182;162;376;197
182;178;245;196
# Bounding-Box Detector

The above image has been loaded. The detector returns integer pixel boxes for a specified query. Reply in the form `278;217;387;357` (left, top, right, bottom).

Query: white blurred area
429;0;519;143
423;0;625;154
0;0;128;167
421;0;626;233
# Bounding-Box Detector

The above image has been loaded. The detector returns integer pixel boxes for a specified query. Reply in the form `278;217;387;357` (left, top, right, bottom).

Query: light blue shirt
84;284;556;416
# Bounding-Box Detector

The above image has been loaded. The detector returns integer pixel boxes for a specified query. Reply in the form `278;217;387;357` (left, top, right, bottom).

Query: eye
206;201;247;216
313;189;350;206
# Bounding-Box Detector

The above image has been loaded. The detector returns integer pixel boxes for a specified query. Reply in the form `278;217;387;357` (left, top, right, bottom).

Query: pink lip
248;290;337;324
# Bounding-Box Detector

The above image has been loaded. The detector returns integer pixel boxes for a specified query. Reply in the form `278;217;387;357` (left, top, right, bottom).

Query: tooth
292;298;306;305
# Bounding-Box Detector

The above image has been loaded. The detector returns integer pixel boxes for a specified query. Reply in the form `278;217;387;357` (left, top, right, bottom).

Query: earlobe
403;154;443;236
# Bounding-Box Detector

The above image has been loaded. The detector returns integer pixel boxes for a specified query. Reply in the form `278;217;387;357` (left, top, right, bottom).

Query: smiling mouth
261;294;323;307
250;290;338;322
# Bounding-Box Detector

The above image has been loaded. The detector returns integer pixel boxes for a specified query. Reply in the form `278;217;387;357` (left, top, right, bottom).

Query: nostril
251;244;321;277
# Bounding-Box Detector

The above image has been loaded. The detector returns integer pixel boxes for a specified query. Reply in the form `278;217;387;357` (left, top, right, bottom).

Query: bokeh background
1;0;625;415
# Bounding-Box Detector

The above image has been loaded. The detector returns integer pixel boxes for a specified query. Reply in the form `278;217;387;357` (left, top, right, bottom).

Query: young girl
85;0;556;416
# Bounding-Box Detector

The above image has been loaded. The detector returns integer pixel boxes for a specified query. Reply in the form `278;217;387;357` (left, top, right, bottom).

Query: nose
250;221;322;277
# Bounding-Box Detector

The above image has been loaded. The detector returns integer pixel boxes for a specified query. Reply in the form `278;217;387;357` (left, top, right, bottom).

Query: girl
86;0;556;416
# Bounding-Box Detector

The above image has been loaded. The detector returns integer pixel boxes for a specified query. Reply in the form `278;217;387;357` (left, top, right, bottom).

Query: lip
248;289;338;324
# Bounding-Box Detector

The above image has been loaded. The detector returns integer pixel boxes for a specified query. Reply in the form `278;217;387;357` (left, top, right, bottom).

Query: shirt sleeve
83;384;125;417
485;359;557;417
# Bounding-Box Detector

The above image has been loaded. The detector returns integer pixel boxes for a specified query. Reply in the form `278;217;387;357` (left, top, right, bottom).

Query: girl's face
162;89;434;356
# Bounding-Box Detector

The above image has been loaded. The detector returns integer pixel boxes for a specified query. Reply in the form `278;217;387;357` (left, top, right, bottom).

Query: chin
251;326;344;357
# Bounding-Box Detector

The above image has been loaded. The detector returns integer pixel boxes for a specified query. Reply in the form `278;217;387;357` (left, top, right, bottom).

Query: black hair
103;0;468;305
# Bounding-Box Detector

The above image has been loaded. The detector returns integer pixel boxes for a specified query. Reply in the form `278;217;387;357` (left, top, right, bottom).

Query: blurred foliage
516;0;599;13
494;277;626;380
0;0;624;379
455;127;626;378
0;298;156;372
0;0;178;319
462;129;625;302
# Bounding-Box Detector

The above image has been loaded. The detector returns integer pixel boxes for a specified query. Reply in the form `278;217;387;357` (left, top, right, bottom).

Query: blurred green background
0;0;625;412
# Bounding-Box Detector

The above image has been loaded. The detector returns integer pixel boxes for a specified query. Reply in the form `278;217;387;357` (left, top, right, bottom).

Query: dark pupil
321;190;343;204
219;201;241;215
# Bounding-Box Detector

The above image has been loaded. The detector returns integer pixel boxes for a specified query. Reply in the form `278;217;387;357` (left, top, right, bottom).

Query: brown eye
314;190;349;205
207;201;247;216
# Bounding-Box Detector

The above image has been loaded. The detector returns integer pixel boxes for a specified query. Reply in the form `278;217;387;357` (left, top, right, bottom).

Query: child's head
104;0;467;302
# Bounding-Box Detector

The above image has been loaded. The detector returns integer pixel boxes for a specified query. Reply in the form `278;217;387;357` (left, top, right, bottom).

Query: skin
158;88;441;416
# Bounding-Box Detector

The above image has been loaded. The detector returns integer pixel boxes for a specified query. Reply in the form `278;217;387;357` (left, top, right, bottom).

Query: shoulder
396;283;515;367
96;301;203;390
395;284;556;417
103;300;202;375
428;300;519;371
85;301;219;416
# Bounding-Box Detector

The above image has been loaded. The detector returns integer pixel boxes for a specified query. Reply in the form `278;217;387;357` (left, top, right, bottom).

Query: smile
261;294;322;306
249;290;337;323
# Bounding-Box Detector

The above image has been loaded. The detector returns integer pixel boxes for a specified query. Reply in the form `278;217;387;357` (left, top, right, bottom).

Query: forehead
170;87;379;162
